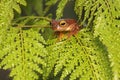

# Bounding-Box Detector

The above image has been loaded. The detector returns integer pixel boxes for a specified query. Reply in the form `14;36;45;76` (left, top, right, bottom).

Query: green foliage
93;0;120;79
44;0;58;15
0;0;120;80
56;0;68;19
44;29;112;80
0;0;47;80
21;0;43;16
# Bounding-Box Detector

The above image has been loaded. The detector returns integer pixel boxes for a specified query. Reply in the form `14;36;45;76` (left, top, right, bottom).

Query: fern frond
45;29;112;80
74;0;100;26
0;0;26;65
12;16;51;28
0;27;47;80
43;41;63;80
56;0;68;19
75;0;120;79
0;1;48;79
44;0;58;15
94;15;120;80
93;0;120;79
0;0;26;41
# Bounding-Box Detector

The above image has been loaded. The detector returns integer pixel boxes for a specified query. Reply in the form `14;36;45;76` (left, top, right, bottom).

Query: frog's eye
60;20;67;26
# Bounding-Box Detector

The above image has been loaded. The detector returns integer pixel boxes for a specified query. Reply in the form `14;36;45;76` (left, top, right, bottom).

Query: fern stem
14;24;51;28
12;16;52;28
19;28;26;79
13;16;52;22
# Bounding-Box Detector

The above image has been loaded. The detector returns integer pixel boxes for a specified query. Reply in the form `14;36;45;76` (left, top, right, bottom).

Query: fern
45;29;112;80
0;0;47;80
0;27;47;80
93;0;120;79
56;0;68;19
44;0;58;15
45;0;119;80
74;0;120;79
0;0;26;59
0;0;120;80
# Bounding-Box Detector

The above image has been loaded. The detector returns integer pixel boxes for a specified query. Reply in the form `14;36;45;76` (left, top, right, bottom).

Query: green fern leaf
56;0;68;19
44;0;58;15
12;2;21;13
16;0;26;6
